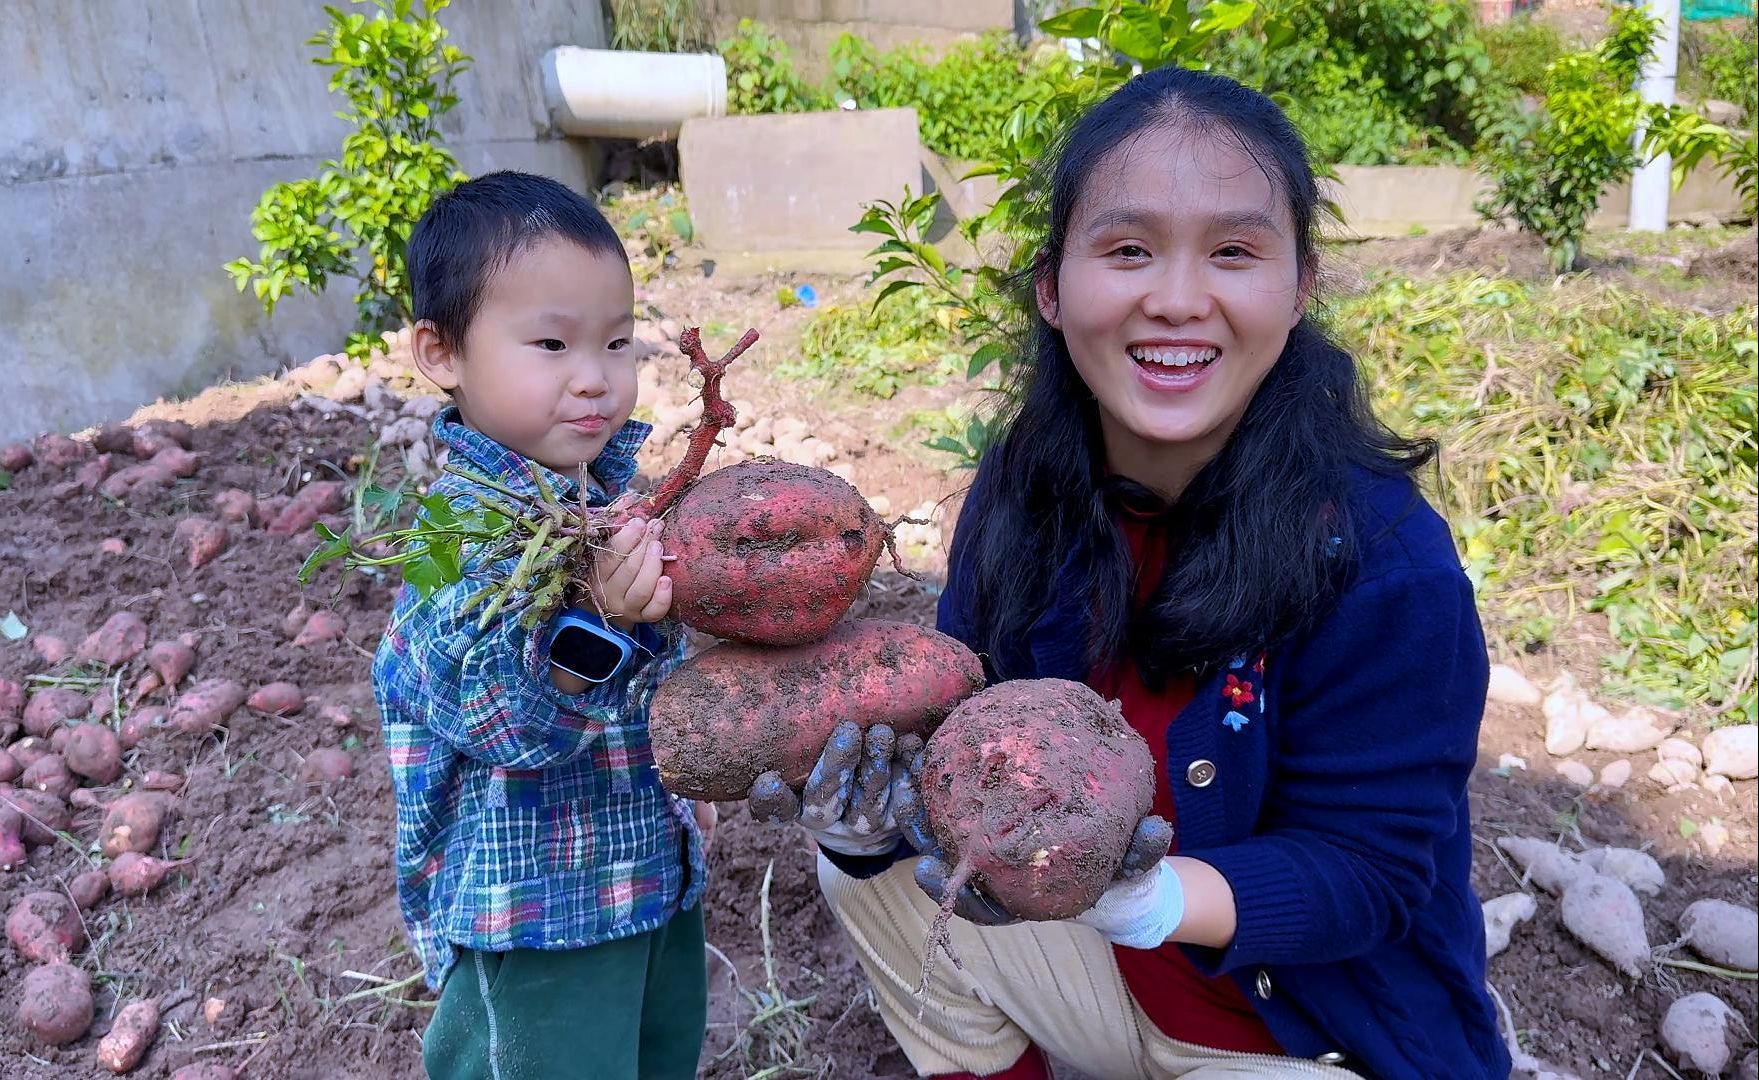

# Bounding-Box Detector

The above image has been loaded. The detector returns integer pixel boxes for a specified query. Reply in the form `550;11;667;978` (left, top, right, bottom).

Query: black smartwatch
546;608;633;685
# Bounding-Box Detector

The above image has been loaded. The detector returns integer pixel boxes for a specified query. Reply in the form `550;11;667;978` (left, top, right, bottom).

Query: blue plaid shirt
372;408;707;990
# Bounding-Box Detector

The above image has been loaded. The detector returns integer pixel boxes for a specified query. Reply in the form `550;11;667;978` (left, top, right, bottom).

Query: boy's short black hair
408;170;626;348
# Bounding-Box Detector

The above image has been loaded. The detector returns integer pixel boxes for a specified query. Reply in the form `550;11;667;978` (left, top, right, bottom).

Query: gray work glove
747;720;920;858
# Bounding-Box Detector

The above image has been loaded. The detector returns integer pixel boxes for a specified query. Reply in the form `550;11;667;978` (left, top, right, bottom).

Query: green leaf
0;611;27;641
968;340;1010;379
667;209;694;244
1107;7;1165;63
1038;7;1104;39
870;278;922;309
1193;0;1257;35
0;467;9;492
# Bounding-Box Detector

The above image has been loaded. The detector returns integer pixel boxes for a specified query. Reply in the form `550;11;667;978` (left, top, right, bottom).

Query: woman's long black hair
960;66;1435;687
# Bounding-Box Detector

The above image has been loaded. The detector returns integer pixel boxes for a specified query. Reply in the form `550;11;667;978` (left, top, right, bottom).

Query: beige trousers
817;854;1363;1080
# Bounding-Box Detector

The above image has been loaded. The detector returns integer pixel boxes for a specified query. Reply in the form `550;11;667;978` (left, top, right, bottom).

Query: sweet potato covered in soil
18;962;93;1045
661;459;894;645
650;619;984;800
175;516;230;569
134;638;197;701
920;679;1159;923
96;997;160;1073
69;869;110;910
63;721;124;784
267;479;348;535
169;678;246;735
0;677;23;722
300;747;354;784
75;611;149;667
23;688;89;738
0;442;33;472
6;889;85;962
247;681;304;715
101;792;175;857
119;705;169;748
0;749;19;784
292;608;348;647
107;852;185;897
0;806;25;869
21;752;77;800
1;787;71;845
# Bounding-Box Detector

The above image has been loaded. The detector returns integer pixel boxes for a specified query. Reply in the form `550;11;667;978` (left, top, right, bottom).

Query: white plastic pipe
542;47;727;141
1629;0;1681;232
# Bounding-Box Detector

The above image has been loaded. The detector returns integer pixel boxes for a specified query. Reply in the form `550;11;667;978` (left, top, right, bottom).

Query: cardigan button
1316;1052;1347;1066
1185;759;1217;788
1254;969;1273;999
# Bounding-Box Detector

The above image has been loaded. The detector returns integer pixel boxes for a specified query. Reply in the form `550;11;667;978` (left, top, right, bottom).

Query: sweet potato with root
293;608;347;647
120;706;169;748
76;612;149;668
169;678;246;735
1680;898;1759;971
248;682;304;716
19;962;93;1045
7;889;85;962
919;679;1159;923
212;487;259;526
142;770;185;793
1560;873;1650;976
268;480;348;535
661;459;893;645
175;516;230;569
63;723;123;784
107;852;184;897
101;792;174;857
24;688;89;738
0;442;33;472
69;870;109;910
70;787;104;811
2;787;70;845
132;420;193;458
22;753;77;800
134;639;196;702
97;997;160;1073
301;747;354;784
649;620;984;800
99;456;181;499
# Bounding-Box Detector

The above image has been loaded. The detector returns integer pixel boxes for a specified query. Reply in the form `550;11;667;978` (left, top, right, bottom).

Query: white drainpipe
542;48;727;141
1629;0;1681;232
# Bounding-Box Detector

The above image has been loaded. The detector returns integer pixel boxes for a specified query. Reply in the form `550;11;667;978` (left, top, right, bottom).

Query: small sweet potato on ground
10;736;54;769
34;433;88;467
97;998;161;1073
92;425;137;455
119;706;169;748
1560;873;1650;976
19;962;93;1045
76;611;149;668
7;889;85;962
0;443;33;472
212;488;259;526
268;480;348;535
107;852;184;897
300;747;354;784
142;770;185;793
920;679;1159;923
1680;898;1759;971
63;722;124;784
292;609;348;647
101;792;175;857
0;806;24;869
1;787;71;845
132;420;193;458
22;753;78;800
661;459;889;645
169;678;246;735
175;517;230;569
69;870;109;910
33;634;72;665
23;688;89;738
649;619;984;800
247;682;304;716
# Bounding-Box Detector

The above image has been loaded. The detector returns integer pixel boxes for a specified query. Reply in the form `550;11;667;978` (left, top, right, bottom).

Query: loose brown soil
1;227;1754;1078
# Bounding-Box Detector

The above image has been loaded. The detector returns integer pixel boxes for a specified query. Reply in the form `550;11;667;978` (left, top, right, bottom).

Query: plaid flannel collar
431;406;651;504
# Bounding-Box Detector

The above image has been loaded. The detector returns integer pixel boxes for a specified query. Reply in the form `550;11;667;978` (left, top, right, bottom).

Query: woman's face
1039;122;1307;493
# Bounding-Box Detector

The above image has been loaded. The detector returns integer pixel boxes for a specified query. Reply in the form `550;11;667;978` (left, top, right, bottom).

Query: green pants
423;905;707;1080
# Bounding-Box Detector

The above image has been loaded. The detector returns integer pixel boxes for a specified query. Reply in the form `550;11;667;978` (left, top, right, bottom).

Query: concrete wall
0;0;606;443
706;0;1017;79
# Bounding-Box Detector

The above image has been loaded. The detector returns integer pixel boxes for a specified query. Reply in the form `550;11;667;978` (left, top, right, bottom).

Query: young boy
372;171;713;1080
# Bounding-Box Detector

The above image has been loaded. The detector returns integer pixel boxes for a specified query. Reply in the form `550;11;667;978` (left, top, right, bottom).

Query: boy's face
416;238;638;476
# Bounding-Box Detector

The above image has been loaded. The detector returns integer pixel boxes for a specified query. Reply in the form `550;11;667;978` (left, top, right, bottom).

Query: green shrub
782;286;964;399
1480;16;1568;96
1686;19;1758;122
1349;273;1757;722
720;19;831;114
225;0;469;360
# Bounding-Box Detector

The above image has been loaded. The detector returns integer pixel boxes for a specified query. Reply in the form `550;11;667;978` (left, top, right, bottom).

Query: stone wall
0;0;606;442
705;0;1018;78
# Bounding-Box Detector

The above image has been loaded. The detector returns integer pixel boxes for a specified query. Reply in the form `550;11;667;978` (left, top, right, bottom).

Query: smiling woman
787;66;1512;1080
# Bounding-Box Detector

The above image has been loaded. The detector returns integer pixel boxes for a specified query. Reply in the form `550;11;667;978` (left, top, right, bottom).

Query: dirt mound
1688;236;1759;283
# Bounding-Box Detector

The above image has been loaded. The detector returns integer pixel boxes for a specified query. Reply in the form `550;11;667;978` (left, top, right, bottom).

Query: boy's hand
589;517;672;633
694;800;718;854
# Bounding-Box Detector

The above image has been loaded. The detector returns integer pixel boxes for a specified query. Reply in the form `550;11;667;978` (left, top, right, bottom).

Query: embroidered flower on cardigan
1222;674;1256;708
1223;710;1251;732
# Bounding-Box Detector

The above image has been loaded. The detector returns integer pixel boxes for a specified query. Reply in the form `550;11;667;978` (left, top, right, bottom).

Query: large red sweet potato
919;679;1158;921
649;619;983;800
75;611;149;668
23;689;88;738
661;459;886;645
18;962;93;1045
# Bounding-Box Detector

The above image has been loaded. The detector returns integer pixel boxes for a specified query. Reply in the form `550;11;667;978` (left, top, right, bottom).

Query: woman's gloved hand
747;720;919;858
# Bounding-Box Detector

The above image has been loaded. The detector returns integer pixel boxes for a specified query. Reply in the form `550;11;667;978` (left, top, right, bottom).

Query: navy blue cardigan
826;465;1509;1079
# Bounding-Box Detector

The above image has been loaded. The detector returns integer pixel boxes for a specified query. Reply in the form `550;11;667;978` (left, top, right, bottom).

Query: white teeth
1128;346;1219;368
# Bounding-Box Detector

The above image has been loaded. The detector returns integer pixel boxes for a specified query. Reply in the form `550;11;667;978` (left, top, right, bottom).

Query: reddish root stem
882;520;926;582
915;855;973;1011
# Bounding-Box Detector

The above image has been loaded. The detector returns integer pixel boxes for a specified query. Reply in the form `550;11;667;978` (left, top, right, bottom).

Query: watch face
552;624;625;682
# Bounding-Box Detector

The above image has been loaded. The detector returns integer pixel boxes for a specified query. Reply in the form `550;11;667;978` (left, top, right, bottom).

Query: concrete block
680;108;922;252
1325;165;1492;238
